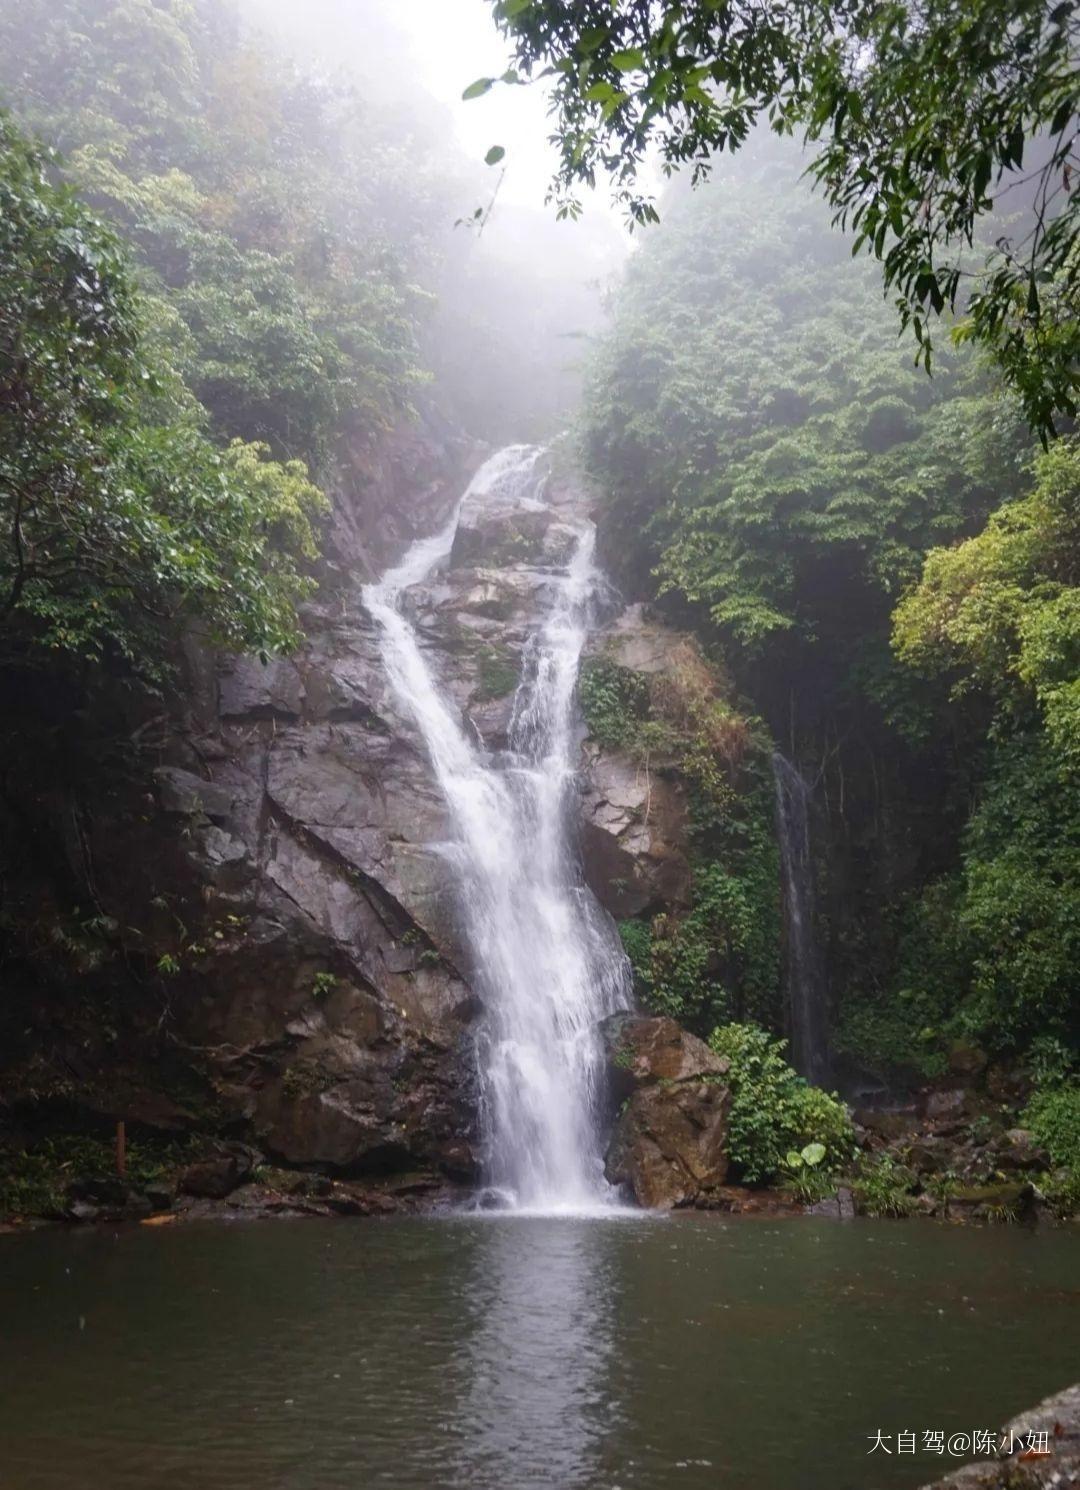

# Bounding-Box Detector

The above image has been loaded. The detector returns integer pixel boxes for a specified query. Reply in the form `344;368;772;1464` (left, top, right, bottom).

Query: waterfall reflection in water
443;1217;626;1489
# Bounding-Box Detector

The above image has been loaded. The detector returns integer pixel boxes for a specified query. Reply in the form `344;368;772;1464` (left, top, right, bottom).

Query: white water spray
364;446;631;1212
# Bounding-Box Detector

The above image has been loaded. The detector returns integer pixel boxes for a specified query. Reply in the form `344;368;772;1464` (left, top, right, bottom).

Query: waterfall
772;754;830;1086
364;446;631;1212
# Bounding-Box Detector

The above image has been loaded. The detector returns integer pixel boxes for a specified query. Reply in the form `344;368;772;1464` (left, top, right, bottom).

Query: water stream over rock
773;753;830;1084
364;447;631;1211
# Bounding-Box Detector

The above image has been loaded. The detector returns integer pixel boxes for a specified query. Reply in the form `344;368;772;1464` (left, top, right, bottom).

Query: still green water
1;1214;1078;1490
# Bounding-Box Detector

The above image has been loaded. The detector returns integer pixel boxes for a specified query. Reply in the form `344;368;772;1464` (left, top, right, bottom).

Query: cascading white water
364;446;632;1212
773;753;830;1085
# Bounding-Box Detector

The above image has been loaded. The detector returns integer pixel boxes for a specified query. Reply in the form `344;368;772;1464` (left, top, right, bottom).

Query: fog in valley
243;0;628;443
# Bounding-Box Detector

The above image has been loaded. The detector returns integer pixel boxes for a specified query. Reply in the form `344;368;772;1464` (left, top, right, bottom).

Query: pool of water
2;1214;1078;1489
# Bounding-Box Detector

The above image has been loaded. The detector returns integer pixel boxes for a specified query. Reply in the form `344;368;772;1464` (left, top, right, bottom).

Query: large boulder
604;1013;728;1095
579;745;692;918
178;1144;256;1199
601;1014;732;1209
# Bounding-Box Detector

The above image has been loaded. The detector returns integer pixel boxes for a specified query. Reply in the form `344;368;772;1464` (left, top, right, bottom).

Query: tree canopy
0;114;325;682
895;434;1080;768
484;0;1080;438
0;0;448;468
582;146;1030;680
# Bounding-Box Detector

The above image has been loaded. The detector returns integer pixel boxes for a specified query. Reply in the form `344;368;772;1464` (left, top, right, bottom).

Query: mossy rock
474;646;520;701
945;1181;1031;1222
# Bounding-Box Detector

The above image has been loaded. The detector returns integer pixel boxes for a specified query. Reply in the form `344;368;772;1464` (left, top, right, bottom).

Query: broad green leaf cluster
708;1022;854;1184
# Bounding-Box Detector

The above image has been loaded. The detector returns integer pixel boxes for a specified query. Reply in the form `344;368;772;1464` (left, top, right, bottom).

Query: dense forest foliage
576;139;1079;1153
0;115;325;681
0;0;441;681
0;0;452;458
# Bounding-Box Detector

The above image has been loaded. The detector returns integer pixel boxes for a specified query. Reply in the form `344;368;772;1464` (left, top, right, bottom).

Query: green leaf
462;77;495;101
785;1149;804;1169
801;1142;827;1167
610;48;646;72
973;152;991;202
484;145;506;166
1050;99;1074;136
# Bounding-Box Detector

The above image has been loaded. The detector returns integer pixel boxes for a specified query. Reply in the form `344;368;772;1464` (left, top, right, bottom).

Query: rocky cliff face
1;415;484;1199
1;425;704;1211
578;606;694;921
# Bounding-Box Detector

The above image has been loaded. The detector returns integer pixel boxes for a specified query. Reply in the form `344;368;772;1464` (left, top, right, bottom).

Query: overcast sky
401;0;557;212
248;0;636;238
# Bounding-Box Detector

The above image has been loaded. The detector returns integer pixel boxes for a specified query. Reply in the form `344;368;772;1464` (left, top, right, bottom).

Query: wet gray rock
923;1088;970;1121
178;1145;256;1199
592;604;677;675
806;1185;857;1219
576;607;698;919
993;1127;1049;1172
154;767;236;823
218;657;305;720
578;742;692;918
64;1177;153;1222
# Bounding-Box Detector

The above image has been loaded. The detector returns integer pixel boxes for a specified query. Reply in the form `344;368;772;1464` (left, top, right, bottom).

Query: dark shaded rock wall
0;413;485;1188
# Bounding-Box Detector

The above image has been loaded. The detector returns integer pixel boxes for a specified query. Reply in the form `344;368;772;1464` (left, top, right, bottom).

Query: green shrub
707;1022;854;1184
1024;1083;1080;1173
781;1142;836;1204
617;767;780;1037
0;1134;190;1219
1027;1035;1076;1087
853;1153;918;1218
578;656;650;748
311;971;337;1000
833;996;948;1082
1042;1169;1080;1219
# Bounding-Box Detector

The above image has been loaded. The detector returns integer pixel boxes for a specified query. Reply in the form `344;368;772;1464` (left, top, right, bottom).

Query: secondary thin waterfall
364;446;631;1211
773;754;829;1085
